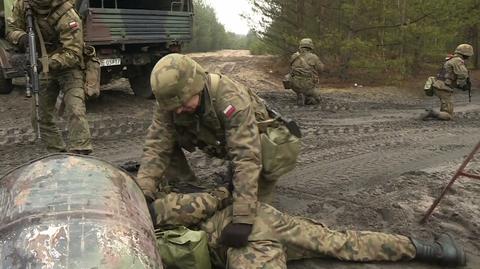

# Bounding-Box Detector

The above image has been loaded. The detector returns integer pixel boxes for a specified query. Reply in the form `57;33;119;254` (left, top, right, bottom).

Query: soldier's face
175;94;200;114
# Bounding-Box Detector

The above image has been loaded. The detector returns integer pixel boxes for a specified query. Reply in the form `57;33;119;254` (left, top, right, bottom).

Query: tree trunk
296;0;305;37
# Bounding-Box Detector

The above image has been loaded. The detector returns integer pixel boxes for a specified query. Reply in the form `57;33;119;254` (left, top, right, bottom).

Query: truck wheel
0;76;13;94
128;65;154;99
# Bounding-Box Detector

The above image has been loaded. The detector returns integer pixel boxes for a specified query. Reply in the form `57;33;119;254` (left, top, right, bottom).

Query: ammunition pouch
260;125;300;181
83;45;101;99
282;74;292;89
423;76;435;96
155;226;212;269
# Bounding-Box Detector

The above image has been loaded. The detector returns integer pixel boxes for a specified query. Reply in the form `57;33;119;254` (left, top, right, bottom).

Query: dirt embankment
1;50;479;269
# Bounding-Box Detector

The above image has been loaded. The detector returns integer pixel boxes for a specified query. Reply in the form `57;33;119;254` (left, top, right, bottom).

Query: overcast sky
203;0;254;35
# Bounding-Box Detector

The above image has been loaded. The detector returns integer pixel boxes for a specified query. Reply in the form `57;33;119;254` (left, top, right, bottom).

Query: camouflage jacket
6;0;84;70
290;48;325;78
433;54;469;91
138;73;270;225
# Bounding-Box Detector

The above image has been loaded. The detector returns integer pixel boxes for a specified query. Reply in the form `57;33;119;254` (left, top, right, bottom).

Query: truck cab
0;0;193;97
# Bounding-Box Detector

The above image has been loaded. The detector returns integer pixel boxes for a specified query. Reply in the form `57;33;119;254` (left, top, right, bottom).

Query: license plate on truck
100;58;121;67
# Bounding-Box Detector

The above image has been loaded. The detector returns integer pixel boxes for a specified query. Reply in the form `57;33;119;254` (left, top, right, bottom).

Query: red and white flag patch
69;21;79;31
223;104;236;119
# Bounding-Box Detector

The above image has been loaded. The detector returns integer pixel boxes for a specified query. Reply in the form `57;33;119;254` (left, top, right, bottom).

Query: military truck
0;0;193;97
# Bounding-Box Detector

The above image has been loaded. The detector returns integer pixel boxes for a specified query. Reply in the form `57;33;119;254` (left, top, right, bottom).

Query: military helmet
454;44;474;57
150;53;206;111
299;38;314;50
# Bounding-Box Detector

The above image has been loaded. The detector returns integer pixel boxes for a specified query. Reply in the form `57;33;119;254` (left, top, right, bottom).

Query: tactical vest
34;0;75;53
173;74;228;158
173;74;270;159
290;52;317;78
436;55;459;89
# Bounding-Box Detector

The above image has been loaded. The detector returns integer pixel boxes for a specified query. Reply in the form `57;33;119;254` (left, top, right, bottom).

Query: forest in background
186;0;479;81
248;0;480;81
184;0;255;52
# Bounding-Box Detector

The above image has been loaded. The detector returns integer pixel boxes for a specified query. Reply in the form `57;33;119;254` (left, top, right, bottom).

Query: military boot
420;109;435;120
296;93;306;106
411;233;466;266
69;149;92;155
305;96;320;105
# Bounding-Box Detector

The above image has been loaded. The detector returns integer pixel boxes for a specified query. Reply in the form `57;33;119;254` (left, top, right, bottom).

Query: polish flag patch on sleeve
69;21;79;31
223;104;236;119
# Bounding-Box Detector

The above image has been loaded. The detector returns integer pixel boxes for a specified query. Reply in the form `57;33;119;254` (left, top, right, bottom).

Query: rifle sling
33;18;49;75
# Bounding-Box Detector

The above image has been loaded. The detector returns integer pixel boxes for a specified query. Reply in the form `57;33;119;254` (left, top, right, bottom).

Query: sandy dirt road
1;50;479;268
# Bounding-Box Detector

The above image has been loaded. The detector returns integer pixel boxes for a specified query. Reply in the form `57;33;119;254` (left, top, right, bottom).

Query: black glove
145;195;157;224
9;53;28;70
220;223;253;248
18;34;29;52
462;79;472;92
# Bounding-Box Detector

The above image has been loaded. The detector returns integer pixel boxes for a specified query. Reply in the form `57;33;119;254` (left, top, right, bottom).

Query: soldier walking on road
137;53;300;250
421;44;474;121
289;38;325;106
7;0;92;154
152;190;467;269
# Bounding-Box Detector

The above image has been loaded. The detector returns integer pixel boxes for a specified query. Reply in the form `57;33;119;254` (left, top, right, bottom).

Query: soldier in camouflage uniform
421;44;474;121
152;190;467;268
7;0;92;154
137;53;300;249
289;38;325;106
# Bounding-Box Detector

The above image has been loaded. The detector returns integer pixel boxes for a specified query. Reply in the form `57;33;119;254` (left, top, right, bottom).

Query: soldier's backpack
423;76;435;96
83;45;101;99
260;125;300;181
282;73;292;89
155;226;212;269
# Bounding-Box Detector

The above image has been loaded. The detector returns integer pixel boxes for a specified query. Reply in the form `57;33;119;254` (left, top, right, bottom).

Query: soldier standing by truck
6;0;92;154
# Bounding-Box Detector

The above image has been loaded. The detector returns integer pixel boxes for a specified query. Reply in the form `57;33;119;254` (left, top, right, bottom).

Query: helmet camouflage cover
454;44;474;57
299;38;314;50
150;53;207;111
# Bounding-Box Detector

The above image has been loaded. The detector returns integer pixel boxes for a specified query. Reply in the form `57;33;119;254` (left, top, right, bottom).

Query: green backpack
155;226;212;269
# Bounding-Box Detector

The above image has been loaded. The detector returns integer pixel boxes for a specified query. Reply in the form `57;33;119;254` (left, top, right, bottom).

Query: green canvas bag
155;226;212;269
261;125;300;180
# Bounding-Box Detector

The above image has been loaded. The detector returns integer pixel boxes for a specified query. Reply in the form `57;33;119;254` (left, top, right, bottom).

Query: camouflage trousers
153;192;416;269
162;145;278;203
290;76;319;105
432;88;454;121
201;203;416;269
33;68;92;152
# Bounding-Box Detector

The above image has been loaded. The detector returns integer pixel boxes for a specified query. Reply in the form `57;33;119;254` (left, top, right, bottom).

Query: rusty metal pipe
421;140;480;224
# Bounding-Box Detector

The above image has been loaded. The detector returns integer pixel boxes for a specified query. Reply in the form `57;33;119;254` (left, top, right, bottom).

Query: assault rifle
263;102;302;138
25;1;41;139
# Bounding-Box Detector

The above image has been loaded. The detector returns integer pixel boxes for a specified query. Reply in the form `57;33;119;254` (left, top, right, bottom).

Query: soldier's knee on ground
436;111;453;121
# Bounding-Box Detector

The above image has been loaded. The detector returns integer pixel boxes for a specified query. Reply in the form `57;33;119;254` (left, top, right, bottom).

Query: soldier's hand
220;222;253;248
144;194;157;224
9;54;28;71
18;34;28;52
49;59;62;71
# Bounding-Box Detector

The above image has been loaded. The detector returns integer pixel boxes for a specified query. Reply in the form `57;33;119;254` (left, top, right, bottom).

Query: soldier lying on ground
150;189;467;269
